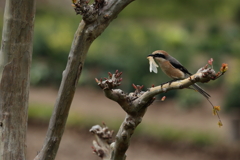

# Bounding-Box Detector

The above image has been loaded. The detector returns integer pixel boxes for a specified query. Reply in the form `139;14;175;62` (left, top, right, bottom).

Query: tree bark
34;0;134;160
91;66;224;160
0;0;36;159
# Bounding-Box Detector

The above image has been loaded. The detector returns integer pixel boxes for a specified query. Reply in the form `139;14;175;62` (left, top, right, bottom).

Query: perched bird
147;50;210;99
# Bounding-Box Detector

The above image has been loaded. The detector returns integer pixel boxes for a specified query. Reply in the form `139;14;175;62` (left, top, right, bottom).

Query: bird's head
147;50;169;63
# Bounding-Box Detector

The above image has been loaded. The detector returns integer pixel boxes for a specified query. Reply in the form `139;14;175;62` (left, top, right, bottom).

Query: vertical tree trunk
35;1;134;159
0;0;36;159
230;110;240;141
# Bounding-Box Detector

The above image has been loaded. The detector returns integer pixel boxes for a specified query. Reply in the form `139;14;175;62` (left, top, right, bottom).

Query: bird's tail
192;83;211;99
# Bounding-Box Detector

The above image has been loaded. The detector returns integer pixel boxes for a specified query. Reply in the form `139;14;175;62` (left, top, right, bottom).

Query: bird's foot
167;79;177;86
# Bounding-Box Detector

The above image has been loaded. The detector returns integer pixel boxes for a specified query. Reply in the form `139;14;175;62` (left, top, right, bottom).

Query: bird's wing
168;56;192;76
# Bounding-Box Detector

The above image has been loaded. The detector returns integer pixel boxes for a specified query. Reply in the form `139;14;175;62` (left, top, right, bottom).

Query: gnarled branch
34;0;134;160
91;63;226;160
90;123;114;160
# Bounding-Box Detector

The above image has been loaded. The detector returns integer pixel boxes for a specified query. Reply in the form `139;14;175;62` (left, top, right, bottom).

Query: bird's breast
159;61;185;79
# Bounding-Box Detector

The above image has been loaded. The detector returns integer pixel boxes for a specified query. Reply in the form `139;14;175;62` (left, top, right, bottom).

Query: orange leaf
220;63;228;73
218;121;223;128
161;96;166;101
212;109;217;116
214;106;221;111
208;58;213;65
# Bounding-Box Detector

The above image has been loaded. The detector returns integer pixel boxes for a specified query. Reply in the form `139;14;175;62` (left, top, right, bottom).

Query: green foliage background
1;0;240;110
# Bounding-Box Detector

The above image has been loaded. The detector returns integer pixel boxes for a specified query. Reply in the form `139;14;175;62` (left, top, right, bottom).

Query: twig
91;64;226;160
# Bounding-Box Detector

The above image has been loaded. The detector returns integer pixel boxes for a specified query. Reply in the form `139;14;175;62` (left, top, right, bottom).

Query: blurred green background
1;0;240;133
1;0;240;159
0;0;240;159
4;0;238;110
1;0;240;132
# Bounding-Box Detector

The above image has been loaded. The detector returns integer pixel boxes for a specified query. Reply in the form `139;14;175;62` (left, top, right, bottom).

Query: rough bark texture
0;0;36;159
92;66;224;160
34;0;134;160
90;124;114;160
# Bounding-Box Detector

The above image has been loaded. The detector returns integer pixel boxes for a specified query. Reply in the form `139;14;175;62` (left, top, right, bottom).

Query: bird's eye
155;53;166;59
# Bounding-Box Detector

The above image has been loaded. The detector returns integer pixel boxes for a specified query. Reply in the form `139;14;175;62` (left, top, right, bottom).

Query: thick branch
111;113;146;160
0;0;36;159
137;67;216;107
92;65;223;160
34;0;134;160
100;67;216;115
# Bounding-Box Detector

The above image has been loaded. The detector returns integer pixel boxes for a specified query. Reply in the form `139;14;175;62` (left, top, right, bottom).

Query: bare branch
90;124;114;160
92;63;225;160
35;0;134;159
138;67;216;105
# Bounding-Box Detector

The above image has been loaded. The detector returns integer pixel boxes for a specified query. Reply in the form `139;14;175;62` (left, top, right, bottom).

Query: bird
147;50;210;99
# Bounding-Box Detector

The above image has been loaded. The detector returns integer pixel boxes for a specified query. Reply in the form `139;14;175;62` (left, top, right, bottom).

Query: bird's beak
147;54;154;58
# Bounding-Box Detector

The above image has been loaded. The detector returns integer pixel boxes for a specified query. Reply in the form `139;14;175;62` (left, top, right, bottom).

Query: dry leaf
147;56;158;73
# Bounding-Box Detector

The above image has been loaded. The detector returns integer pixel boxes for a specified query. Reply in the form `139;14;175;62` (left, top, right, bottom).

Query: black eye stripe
155;53;166;59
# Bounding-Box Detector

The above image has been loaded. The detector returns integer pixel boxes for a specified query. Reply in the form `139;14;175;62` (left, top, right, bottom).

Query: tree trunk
230;109;240;141
0;0;36;159
34;0;134;159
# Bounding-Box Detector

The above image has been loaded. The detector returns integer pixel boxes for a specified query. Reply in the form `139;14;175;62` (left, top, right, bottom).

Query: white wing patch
147;56;158;73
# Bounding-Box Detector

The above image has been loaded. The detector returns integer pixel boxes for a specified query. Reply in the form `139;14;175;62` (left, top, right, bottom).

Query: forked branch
91;62;227;160
34;0;134;160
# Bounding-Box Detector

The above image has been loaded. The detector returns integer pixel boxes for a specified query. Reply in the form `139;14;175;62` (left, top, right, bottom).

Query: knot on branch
132;84;144;94
90;123;114;159
90;123;114;143
125;117;135;128
128;84;145;101
72;0;106;23
190;67;216;83
123;116;139;130
193;62;228;83
95;70;123;90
